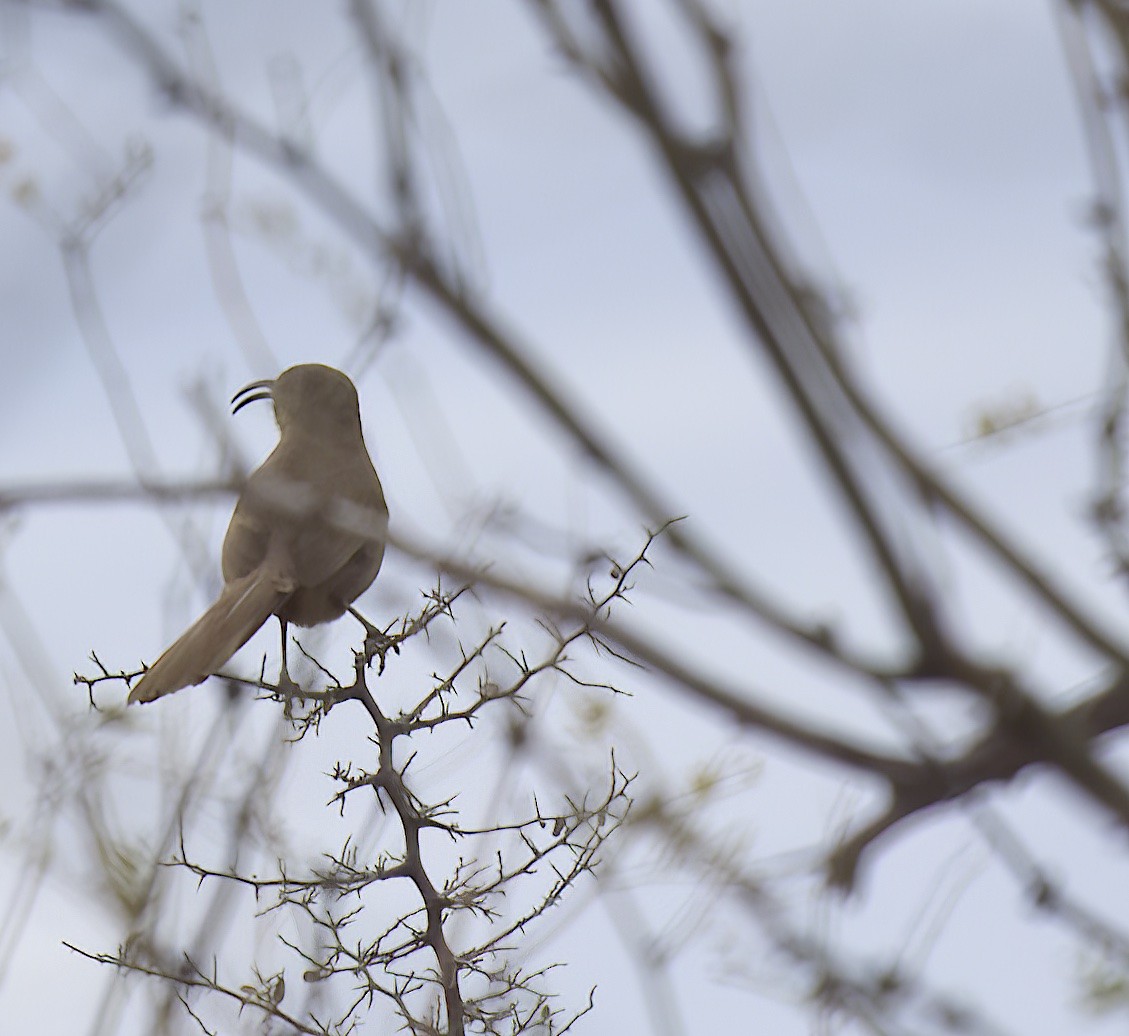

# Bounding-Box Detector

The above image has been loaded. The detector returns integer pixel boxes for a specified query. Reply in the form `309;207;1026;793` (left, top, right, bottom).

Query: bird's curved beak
231;378;275;415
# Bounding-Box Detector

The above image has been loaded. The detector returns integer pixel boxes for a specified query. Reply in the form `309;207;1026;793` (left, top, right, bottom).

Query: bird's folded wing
287;497;386;587
128;566;295;704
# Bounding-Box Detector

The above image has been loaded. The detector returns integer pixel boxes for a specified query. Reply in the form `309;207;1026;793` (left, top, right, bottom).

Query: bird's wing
237;452;386;589
221;495;272;582
287;492;387;587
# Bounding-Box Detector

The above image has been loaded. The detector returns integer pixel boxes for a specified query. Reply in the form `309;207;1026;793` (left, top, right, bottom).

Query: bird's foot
276;663;305;719
347;607;400;673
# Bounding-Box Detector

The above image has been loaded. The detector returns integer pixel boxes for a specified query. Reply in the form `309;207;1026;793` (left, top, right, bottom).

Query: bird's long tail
129;571;291;704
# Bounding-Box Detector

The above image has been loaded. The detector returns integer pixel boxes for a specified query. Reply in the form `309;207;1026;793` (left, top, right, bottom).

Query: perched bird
129;364;388;704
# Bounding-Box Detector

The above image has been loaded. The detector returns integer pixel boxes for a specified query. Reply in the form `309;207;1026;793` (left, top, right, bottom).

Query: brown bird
129;364;388;704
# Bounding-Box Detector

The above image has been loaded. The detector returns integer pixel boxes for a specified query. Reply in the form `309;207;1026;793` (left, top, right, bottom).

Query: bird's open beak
231;378;274;415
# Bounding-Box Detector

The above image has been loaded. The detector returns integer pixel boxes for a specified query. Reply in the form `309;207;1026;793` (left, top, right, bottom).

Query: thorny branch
73;537;647;1034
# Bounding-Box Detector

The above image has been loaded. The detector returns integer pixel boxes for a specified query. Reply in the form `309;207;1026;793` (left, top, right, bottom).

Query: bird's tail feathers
128;571;290;704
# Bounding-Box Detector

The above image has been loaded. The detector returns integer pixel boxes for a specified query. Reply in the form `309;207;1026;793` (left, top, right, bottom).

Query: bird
128;363;388;704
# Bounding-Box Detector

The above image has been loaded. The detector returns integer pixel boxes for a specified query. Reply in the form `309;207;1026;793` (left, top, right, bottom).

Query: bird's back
221;431;387;623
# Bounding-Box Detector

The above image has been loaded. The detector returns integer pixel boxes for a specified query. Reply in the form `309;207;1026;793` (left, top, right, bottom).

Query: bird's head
232;364;363;439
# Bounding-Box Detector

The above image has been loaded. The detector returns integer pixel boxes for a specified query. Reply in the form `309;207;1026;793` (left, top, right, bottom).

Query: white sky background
0;1;1127;1034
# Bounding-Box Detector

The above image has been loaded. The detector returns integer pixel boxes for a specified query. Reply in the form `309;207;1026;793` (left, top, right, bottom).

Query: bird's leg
276;616;300;694
347;606;398;672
